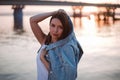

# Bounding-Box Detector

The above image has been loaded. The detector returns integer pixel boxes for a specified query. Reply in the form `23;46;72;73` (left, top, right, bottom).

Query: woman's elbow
30;16;35;23
29;17;38;27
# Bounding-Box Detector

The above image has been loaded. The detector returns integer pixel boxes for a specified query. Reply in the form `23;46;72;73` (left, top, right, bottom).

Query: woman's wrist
51;11;57;16
40;54;45;61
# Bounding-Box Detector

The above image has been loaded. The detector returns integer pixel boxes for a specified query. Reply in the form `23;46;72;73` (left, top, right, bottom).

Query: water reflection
0;6;120;80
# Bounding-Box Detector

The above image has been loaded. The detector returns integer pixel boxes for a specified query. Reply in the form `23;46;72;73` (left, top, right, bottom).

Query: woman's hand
40;49;47;60
52;9;67;16
40;49;50;71
57;9;67;14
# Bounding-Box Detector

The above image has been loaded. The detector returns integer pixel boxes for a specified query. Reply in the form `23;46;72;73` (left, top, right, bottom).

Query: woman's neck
51;39;58;43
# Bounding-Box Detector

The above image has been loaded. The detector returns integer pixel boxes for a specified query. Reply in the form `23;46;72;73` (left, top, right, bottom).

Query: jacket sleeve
61;45;78;67
61;42;83;67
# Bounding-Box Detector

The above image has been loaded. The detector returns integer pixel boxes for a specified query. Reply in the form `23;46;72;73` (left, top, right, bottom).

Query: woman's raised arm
29;11;57;45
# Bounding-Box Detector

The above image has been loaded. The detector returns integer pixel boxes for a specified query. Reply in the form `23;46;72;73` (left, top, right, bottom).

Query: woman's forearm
40;56;50;71
29;11;57;44
30;11;57;23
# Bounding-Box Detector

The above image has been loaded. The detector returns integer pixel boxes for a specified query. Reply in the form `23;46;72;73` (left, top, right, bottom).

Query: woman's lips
53;34;58;36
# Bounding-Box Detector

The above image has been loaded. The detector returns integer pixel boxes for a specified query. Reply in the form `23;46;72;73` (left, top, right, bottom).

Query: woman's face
50;18;63;42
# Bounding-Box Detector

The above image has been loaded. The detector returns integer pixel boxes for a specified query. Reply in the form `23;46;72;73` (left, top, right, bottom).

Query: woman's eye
51;24;55;27
59;26;63;29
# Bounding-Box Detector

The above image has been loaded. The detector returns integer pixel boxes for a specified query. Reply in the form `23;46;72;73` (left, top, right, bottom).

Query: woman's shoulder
63;38;76;46
61;38;80;51
61;41;74;50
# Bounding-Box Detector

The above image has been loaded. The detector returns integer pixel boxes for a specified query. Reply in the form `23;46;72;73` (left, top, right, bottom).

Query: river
0;5;120;80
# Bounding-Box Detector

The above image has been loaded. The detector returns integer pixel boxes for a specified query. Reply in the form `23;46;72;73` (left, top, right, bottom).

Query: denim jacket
45;15;83;80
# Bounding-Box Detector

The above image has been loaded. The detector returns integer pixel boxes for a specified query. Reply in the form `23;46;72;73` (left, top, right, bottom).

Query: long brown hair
45;12;71;45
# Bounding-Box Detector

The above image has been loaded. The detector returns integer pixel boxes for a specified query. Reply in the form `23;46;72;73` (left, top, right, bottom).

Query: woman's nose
54;27;58;33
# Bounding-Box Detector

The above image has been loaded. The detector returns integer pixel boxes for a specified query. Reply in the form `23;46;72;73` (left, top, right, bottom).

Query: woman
30;9;83;80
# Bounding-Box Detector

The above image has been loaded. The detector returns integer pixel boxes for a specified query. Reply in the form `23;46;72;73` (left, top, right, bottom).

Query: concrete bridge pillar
12;5;24;31
72;6;83;27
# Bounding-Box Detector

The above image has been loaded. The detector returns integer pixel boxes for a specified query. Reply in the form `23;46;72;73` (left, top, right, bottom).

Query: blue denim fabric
45;15;83;80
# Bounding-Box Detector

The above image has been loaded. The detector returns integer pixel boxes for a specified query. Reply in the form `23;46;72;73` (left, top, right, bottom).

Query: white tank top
36;45;48;80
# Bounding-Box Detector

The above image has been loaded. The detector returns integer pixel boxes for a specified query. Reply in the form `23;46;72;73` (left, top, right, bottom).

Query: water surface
0;5;120;80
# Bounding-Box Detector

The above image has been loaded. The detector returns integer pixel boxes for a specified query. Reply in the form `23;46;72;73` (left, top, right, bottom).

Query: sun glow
78;0;108;3
65;0;119;4
82;6;98;13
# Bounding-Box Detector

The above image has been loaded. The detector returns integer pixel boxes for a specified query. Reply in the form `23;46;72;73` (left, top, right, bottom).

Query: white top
36;45;48;80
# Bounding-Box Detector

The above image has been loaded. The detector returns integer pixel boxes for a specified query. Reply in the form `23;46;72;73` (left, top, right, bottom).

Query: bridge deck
0;0;120;8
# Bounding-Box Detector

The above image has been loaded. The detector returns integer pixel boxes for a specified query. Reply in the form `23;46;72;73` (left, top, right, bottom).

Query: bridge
0;0;120;30
0;0;120;7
